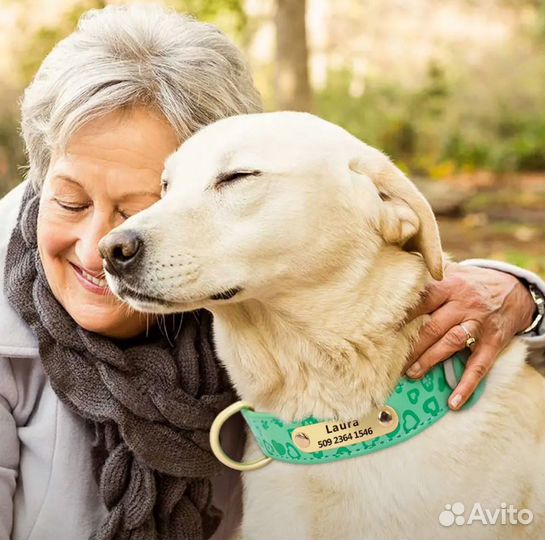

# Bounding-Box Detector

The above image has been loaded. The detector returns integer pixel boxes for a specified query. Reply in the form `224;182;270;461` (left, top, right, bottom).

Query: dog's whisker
173;312;184;342
159;313;175;348
156;314;165;338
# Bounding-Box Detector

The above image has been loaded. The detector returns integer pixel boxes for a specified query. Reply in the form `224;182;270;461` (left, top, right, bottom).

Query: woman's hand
405;262;536;410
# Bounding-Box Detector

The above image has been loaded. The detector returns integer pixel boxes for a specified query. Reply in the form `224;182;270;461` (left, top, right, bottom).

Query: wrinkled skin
406;261;536;409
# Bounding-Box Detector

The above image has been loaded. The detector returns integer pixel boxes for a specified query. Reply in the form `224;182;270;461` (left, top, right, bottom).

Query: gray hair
21;2;263;189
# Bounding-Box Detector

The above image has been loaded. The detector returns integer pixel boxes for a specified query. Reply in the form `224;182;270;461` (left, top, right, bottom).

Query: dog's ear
349;149;444;280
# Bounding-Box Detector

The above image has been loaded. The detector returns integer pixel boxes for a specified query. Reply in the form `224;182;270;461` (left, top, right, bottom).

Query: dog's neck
211;246;431;422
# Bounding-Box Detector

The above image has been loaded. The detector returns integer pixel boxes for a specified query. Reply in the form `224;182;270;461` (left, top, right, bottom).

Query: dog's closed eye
215;170;262;189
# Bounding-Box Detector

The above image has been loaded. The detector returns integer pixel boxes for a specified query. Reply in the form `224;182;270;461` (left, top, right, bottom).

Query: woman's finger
447;342;499;409
406;304;467;370
406;319;480;379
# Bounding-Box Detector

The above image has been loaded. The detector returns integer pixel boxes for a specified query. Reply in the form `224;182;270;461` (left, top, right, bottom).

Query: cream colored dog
100;112;545;539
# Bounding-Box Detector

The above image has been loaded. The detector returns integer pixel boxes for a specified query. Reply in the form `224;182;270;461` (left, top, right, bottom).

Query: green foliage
501;251;545;275
18;0;107;86
0;111;26;194
315;64;453;175
167;0;247;35
444;114;545;173
316;59;545;176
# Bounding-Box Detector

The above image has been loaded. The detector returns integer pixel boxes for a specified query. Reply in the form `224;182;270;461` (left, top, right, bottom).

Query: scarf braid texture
4;182;236;539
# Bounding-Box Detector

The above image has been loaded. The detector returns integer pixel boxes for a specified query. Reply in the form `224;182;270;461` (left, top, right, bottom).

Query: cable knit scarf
4;182;236;540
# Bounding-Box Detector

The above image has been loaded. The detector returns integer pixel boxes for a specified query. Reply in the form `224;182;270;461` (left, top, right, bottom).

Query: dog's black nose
99;230;143;274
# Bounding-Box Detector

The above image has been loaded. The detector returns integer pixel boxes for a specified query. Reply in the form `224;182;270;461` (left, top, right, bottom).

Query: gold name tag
291;406;399;453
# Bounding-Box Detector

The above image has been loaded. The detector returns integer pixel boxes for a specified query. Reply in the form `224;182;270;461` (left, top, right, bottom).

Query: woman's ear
349;145;444;281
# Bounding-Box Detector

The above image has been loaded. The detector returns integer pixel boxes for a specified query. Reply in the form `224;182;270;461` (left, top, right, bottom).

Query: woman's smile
69;261;111;295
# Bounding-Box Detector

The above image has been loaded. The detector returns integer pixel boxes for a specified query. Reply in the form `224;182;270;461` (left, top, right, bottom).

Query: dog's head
99;112;442;313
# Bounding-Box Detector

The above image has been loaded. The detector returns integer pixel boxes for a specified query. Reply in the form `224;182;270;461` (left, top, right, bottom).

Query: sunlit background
1;0;544;274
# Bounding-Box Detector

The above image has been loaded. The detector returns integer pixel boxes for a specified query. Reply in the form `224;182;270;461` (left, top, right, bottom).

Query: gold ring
210;400;273;472
459;323;477;350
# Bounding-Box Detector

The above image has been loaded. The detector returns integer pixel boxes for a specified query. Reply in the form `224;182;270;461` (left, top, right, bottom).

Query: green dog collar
239;350;485;465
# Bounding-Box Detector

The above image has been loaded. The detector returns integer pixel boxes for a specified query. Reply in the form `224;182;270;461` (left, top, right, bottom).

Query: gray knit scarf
4;182;236;540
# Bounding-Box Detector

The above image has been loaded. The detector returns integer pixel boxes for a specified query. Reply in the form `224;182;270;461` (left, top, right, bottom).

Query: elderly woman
0;4;543;540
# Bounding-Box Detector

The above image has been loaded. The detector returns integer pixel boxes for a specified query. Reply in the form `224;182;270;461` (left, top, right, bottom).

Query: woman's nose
75;213;115;272
98;230;143;275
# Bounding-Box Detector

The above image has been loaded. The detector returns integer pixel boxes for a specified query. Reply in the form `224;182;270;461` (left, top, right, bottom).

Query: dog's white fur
103;112;545;539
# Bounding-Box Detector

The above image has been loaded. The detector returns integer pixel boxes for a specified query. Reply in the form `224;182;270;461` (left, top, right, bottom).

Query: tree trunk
274;0;312;112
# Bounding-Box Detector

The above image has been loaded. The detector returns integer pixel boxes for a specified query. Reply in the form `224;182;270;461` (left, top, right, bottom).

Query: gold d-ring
210;400;273;472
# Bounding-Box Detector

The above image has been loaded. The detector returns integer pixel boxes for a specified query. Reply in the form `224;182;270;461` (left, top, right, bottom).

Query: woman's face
37;106;179;339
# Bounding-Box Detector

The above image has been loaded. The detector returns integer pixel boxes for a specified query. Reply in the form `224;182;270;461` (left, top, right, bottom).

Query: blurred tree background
0;0;543;274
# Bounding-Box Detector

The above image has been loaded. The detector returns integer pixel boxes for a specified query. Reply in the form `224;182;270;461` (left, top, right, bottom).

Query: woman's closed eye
54;198;91;212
